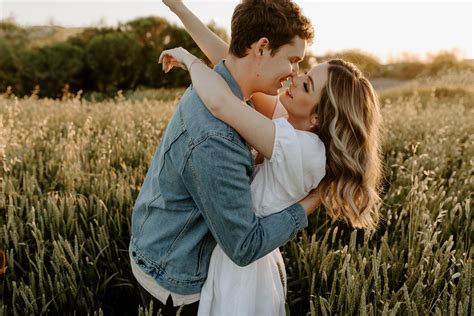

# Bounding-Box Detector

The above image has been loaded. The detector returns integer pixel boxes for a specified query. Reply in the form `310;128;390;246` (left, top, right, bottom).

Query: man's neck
224;55;255;101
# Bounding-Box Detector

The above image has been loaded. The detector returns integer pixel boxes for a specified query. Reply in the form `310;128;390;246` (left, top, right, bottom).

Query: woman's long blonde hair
313;59;384;233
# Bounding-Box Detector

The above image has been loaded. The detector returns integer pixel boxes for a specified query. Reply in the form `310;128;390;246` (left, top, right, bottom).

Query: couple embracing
130;1;383;315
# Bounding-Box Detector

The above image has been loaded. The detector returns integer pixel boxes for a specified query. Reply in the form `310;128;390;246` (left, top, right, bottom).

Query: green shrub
17;42;85;98
0;20;28;48
0;39;24;93
319;50;384;78
85;32;142;95
379;62;426;80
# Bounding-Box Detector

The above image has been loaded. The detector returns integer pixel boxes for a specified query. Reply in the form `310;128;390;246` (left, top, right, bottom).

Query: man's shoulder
173;88;253;174
178;86;244;146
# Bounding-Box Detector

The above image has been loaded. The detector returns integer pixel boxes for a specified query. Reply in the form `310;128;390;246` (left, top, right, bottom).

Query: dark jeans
137;282;200;316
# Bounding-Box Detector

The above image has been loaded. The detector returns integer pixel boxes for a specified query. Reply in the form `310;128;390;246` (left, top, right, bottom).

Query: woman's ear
311;115;319;128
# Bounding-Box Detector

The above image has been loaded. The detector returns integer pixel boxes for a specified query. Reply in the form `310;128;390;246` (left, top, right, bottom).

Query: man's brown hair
229;0;314;58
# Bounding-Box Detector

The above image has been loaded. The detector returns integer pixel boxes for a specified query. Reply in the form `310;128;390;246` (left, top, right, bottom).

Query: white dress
198;114;326;316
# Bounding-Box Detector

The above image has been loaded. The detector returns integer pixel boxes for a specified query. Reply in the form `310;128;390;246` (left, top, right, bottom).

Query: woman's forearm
186;58;231;115
186;58;276;159
168;2;229;66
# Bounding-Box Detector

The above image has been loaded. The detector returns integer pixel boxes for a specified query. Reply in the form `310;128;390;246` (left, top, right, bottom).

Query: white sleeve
266;118;306;197
251;118;326;215
298;132;326;191
269;118;326;194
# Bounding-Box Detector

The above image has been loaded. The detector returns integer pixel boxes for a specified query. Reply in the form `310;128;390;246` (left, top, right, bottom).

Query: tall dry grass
0;71;472;315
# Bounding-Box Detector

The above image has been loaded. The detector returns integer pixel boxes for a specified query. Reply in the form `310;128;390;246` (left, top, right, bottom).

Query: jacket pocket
195;235;215;277
138;193;162;236
195;238;207;277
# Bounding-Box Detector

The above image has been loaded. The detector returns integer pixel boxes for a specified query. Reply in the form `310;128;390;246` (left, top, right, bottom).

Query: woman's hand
158;47;196;73
299;188;322;216
162;0;183;12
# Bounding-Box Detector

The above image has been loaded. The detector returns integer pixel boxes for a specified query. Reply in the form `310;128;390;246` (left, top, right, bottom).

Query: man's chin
265;87;280;96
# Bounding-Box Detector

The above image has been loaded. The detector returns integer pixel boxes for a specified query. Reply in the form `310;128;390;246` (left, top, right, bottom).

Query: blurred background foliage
0;18;229;99
0;17;472;99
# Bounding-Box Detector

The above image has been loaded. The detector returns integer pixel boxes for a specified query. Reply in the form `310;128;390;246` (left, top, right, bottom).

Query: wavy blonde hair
313;59;384;233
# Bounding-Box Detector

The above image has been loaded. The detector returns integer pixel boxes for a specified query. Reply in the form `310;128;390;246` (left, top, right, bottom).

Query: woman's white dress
198;110;326;316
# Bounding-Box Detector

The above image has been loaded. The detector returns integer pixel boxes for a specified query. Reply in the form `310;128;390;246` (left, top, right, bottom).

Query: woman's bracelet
188;58;203;72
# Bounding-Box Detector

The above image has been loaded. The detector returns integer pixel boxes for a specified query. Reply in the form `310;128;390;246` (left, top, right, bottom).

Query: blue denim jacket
129;60;308;295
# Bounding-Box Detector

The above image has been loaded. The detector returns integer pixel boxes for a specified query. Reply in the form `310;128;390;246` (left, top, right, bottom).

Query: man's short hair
230;0;314;57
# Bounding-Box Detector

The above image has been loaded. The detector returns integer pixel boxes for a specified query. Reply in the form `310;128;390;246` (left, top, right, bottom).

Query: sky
1;0;472;63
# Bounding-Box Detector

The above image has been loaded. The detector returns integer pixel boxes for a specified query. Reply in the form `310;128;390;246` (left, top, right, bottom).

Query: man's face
257;36;306;95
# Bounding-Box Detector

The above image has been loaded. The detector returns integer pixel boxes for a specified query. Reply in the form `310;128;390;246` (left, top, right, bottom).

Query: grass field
1;69;473;315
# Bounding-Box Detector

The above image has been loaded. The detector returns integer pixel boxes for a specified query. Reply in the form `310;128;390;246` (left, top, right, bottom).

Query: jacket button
132;251;136;257
137;259;144;265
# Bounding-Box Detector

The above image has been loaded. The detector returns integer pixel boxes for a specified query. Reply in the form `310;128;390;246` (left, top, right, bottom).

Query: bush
121;17;173;88
0;20;28;48
18;42;85;98
379;62;426;80
0;39;23;93
319;49;384;78
85;32;142;95
420;52;472;78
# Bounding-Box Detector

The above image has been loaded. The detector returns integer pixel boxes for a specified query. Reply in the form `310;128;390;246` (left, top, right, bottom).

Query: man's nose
289;76;298;88
291;63;299;76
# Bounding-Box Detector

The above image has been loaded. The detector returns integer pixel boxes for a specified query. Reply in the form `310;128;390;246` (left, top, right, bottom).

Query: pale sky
1;0;472;63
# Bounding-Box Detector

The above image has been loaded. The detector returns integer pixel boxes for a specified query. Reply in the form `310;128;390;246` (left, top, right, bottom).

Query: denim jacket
129;60;308;295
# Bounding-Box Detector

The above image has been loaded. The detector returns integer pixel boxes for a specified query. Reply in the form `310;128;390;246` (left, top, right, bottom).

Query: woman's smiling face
279;62;329;122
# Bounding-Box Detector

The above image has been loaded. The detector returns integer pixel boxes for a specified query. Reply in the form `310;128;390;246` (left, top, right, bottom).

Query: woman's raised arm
162;0;229;66
159;47;276;160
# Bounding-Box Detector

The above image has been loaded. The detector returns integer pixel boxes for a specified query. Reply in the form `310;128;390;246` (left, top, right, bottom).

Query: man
130;1;318;314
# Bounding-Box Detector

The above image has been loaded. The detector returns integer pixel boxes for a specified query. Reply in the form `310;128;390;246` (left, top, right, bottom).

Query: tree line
0;18;468;99
0;17;229;98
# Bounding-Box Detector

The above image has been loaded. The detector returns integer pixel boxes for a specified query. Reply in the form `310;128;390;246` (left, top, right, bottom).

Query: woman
160;1;383;315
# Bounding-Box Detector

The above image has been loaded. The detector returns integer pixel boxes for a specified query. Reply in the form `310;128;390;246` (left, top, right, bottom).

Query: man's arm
182;136;309;267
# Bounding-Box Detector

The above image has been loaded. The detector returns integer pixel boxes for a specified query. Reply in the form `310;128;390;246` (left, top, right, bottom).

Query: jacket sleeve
182;135;308;267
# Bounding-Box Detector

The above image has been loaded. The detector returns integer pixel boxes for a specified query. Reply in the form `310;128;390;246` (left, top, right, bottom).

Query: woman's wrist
169;2;187;15
299;190;321;216
188;58;204;72
182;54;197;70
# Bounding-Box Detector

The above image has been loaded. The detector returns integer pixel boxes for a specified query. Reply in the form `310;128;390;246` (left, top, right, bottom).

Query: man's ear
254;37;270;57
